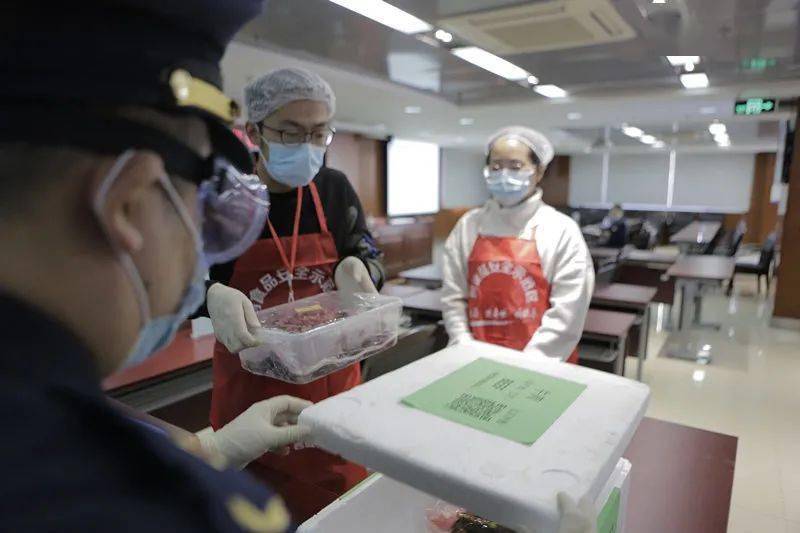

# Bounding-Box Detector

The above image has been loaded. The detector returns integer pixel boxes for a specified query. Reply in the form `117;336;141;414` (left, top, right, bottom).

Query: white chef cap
245;67;336;123
486;126;555;167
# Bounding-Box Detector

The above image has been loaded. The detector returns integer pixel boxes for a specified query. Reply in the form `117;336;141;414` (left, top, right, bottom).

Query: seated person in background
601;204;628;248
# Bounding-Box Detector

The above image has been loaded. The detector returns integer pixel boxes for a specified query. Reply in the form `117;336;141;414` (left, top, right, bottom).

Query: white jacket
441;189;594;360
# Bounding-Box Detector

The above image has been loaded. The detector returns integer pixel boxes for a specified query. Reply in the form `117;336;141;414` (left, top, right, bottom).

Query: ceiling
225;0;800;153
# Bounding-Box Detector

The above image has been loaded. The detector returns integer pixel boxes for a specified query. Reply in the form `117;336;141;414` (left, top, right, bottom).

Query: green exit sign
735;98;776;115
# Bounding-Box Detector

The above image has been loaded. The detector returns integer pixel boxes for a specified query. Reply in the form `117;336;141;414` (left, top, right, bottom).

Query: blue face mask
93;152;209;369
123;252;207;368
485;168;535;207
263;141;326;188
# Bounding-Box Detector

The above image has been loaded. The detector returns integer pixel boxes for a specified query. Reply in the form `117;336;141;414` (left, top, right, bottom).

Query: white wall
569;154;604;206
569;152;757;212
608;154;670;206
440;148;489;209
672;154;755;211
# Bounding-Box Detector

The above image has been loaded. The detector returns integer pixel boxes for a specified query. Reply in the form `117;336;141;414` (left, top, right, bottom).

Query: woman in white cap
442;126;594;362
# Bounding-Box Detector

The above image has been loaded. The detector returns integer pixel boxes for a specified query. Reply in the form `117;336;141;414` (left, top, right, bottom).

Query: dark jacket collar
0;292;102;396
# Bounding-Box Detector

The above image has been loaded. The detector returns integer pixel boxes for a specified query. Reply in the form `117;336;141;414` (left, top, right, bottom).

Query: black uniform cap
0;0;263;179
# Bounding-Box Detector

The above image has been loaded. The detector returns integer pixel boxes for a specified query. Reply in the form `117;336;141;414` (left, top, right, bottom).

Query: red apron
210;182;367;523
467;232;580;363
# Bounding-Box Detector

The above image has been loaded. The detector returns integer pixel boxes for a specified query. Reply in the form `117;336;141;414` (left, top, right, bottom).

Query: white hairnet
245;67;336;123
486;126;554;167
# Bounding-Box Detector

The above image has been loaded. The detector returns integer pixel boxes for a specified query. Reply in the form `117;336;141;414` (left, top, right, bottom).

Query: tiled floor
623;277;800;532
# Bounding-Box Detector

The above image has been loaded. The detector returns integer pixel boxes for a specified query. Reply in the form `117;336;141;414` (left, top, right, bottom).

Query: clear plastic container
239;291;403;384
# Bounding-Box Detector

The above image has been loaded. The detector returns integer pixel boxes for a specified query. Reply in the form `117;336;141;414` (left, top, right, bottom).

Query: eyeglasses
487;160;535;172
260;124;336;147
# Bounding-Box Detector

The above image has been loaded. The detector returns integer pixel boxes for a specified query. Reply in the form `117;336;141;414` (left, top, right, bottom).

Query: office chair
727;233;777;295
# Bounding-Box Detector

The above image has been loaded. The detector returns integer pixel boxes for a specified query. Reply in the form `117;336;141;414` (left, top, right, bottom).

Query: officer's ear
89;150;164;255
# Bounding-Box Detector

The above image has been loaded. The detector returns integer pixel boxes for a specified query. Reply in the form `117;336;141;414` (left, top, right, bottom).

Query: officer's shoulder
0;380;290;532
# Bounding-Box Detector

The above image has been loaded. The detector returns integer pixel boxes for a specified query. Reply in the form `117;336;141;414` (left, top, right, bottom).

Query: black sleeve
323;169;386;290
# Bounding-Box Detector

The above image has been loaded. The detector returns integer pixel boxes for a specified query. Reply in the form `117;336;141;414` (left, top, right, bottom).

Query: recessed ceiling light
527;75;539;85
404;106;422;114
709;122;727;135
567;112;582;120
692;369;705;383
328;0;432;34
684;62;696;72
680;72;709;89
622;126;644;138
534;84;568;98
699;106;717;115
667;56;701;66
434;29;453;43
640;134;657;144
459;117;475;126
451;46;530;81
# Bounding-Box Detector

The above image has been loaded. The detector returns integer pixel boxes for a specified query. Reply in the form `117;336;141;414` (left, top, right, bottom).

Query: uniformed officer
0;2;308;531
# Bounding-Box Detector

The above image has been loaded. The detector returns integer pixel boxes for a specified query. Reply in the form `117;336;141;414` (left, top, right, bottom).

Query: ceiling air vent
439;0;636;55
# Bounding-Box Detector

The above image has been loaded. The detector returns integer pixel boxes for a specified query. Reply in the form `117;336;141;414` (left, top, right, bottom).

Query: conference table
670;221;722;253
623;418;737;533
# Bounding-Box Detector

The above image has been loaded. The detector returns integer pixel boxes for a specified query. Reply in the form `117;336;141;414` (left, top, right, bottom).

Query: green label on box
596;487;621;533
400;358;586;445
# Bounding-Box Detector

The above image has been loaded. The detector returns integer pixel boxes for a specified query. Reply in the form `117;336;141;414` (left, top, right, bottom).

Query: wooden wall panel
744;153;779;244
542;155;570;207
774;119;800;321
326;132;386;217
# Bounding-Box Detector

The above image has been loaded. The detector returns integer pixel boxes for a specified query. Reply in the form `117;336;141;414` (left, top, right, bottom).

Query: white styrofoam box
595;458;631;533
299;341;649;533
299;458;633;533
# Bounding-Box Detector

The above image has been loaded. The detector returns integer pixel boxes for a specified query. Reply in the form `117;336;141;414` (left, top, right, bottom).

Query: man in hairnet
0;2;317;532
442;126;594;362
199;67;384;522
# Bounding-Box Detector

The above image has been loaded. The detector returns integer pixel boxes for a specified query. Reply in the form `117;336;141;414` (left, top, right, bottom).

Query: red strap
308;181;329;234
267;186;303;276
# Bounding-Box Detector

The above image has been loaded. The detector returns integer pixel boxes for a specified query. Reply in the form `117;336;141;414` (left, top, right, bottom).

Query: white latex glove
335;256;377;295
557;492;597;533
207;283;262;353
198;395;313;469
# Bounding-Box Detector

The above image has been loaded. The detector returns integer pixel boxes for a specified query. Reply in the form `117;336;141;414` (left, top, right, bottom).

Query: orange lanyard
266;186;303;302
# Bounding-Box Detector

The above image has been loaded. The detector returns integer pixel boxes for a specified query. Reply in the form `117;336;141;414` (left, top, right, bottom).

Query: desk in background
670;221;722;254
665;255;736;362
591;283;657;380
617;249;678;305
580;308;638;376
397;263;443;288
103;329;215;432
